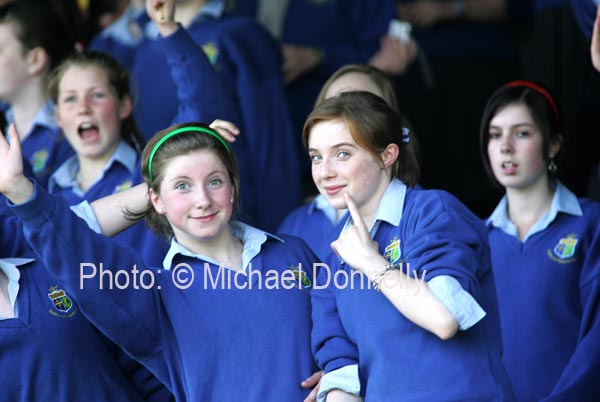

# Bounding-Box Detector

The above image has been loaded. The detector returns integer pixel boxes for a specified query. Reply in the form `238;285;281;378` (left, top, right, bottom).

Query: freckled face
308;119;391;215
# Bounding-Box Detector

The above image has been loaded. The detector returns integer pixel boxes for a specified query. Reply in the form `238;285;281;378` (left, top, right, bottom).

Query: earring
230;197;234;204
548;159;558;174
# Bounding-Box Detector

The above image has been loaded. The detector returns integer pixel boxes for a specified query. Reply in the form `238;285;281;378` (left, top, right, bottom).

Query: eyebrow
489;122;535;130
308;142;358;153
166;169;226;182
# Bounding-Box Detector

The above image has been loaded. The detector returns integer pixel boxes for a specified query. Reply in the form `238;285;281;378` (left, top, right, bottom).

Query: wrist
5;176;34;205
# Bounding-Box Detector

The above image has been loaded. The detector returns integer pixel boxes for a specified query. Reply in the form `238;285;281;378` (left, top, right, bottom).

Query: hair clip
402;127;411;144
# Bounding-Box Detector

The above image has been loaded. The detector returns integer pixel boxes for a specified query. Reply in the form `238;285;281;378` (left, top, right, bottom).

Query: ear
118;95;133;120
380;143;399;169
149;187;166;215
27;47;49;76
549;133;563;159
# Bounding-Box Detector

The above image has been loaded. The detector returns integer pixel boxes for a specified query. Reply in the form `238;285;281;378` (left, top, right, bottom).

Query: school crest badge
202;42;219;65
286;265;312;289
48;286;73;313
384;237;401;264
548;234;578;263
31;148;49;173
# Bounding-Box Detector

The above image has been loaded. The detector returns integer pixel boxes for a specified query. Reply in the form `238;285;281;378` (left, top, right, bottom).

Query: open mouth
78;122;100;142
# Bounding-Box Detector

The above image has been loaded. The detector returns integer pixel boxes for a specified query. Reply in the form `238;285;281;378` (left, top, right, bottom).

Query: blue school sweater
277;195;347;261
487;185;600;401
312;186;515;401
10;184;318;402
48;142;168;267
0;254;172;402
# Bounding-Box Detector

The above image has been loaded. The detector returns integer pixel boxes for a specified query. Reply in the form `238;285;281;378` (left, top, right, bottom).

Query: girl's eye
61;95;76;104
336;151;350;159
175;182;189;191
488;131;501;140
92;92;106;100
516;130;530;138
310;154;322;163
208;178;223;187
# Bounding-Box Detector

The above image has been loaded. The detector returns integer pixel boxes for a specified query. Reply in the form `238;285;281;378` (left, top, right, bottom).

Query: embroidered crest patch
48;286;74;314
384;237;401;264
547;234;578;263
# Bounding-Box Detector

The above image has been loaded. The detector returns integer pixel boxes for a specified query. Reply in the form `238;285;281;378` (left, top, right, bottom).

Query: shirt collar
0;258;34;316
341;179;407;237
48;140;138;193
308;194;346;224
486;181;582;240
97;4;146;46
5;101;58;135
162;221;283;271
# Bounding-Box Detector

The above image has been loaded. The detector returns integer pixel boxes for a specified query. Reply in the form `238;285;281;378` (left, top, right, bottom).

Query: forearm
326;390;362;402
3;176;34;206
365;257;458;339
90;183;149;236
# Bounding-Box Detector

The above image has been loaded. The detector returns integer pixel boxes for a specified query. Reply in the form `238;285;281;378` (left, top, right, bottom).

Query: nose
499;134;513;154
315;157;336;180
77;96;91;114
193;186;211;208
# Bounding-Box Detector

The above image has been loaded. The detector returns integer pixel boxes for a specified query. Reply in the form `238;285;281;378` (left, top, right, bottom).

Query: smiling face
308;118;394;220
54;64;131;161
149;149;235;251
487;102;559;191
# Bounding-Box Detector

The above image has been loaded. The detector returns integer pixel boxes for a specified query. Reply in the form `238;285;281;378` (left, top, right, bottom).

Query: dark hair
303;91;419;187
140;122;240;239
0;1;75;71
479;81;562;186
48;50;145;154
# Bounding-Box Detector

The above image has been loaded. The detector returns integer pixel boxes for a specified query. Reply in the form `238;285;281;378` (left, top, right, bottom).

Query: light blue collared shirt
486;181;583;242
0;258;34;320
96;4;146;46
162;221;283;271
5;100;57;137
48;140;137;196
310;194;347;225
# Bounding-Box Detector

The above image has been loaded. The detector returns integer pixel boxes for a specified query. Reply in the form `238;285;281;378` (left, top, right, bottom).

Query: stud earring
548;159;558;174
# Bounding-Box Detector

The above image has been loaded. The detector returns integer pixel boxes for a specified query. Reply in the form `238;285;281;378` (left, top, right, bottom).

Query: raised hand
146;0;177;36
209;119;240;144
0;124;34;204
330;193;381;275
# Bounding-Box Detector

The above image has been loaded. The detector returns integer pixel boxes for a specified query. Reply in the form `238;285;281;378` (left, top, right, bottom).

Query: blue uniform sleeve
311;261;359;374
318;0;394;76
8;182;166;362
541;210;600;401
222;21;302;231
159;25;240;126
403;191;489;297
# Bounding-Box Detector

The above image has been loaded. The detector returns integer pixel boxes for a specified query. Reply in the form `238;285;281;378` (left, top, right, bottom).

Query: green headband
148;126;232;184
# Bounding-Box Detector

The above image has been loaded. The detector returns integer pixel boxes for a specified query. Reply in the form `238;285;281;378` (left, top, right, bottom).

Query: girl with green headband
0;120;321;402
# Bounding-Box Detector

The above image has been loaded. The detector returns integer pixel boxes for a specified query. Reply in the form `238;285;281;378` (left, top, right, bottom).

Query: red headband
504;80;560;125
